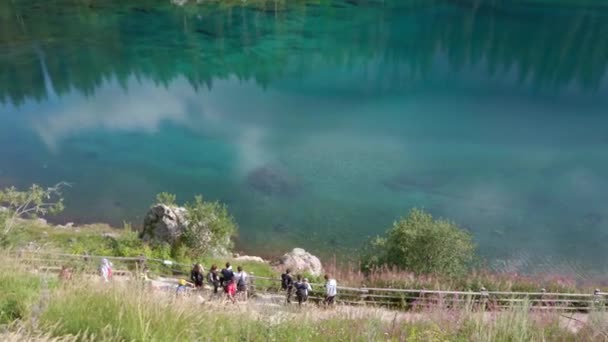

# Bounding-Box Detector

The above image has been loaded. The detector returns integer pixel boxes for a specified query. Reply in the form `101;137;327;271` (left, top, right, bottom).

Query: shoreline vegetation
1;184;606;293
2;184;608;340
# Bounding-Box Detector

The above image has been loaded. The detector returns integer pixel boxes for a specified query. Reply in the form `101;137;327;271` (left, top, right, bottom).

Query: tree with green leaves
363;208;475;276
182;195;237;257
151;193;237;257
0;183;68;235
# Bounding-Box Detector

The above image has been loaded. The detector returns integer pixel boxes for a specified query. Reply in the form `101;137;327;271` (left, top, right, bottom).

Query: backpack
237;273;247;287
295;282;306;297
207;271;216;284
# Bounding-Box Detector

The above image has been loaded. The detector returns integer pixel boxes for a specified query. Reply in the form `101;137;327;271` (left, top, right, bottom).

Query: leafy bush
363;208;475;276
155;192;176;206
182;195;237;257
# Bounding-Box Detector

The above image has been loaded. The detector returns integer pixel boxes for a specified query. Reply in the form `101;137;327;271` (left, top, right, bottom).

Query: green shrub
182;195;237;257
363;208;475;276
156;192;176;206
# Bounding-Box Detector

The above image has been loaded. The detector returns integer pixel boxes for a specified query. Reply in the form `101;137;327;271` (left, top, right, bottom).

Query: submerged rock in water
141;204;188;244
582;212;602;226
272;223;288;233
246;165;301;197
277;248;323;276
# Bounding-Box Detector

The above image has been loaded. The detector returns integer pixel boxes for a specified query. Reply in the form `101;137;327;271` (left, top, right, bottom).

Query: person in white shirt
324;274;337;306
100;258;113;282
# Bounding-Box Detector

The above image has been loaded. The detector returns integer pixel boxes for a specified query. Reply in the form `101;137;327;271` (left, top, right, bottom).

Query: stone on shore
278;248;323;276
235;255;267;263
141;204;188;244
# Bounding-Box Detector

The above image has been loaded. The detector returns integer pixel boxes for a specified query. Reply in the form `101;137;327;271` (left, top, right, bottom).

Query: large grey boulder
278;248;323;276
141;204;188;244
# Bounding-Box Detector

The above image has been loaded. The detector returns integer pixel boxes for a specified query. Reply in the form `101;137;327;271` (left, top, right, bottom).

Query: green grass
0;262;57;324
1;261;607;341
32;281;591;341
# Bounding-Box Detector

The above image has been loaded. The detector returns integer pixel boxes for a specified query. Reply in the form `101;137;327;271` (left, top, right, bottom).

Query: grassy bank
2;262;608;341
5;220;606;297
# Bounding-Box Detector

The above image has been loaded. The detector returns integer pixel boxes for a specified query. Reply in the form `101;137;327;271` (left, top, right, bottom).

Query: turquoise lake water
1;0;608;276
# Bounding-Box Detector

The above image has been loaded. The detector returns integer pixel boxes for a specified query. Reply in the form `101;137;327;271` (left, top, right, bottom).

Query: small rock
235;255;266;263
102;232;119;239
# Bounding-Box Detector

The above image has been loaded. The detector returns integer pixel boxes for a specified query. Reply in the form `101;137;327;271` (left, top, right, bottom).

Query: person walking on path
226;278;237;304
208;264;221;294
100;258;113;282
281;269;294;303
190;264;205;289
235;266;248;301
221;262;234;293
176;279;190;297
59;265;73;282
324;274;337;306
294;275;312;306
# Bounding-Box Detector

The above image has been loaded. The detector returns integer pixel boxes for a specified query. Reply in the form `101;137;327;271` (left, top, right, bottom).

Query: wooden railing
9;250;608;312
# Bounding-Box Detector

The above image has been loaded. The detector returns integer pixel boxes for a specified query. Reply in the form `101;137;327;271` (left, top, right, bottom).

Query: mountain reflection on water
1;0;608;278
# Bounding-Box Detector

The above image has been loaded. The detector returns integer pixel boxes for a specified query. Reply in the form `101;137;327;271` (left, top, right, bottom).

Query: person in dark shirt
190;264;204;289
281;269;294;303
220;262;234;293
208;264;220;294
294;275;312;306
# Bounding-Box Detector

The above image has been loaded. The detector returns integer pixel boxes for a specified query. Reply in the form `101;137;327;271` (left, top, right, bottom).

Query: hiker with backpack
208;264;221;294
294;275;312;306
281;269;294;303
235;266;248;301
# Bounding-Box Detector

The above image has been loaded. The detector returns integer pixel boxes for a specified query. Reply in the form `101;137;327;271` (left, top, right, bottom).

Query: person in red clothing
226;278;237;304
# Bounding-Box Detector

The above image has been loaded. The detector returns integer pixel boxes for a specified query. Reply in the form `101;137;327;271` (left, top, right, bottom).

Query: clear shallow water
1;0;608;276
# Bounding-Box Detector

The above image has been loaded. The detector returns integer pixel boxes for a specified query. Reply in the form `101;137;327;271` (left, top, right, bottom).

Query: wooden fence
9;250;608;313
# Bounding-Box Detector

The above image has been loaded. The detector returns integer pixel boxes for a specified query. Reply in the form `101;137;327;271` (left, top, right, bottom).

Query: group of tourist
91;257;338;306
281;269;338;306
185;262;249;303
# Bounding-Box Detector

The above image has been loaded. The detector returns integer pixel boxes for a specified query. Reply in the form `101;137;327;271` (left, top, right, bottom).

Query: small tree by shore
363;208;475;277
0;183;67;236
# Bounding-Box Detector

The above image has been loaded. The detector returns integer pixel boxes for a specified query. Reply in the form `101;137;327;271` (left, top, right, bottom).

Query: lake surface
1;0;608;276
